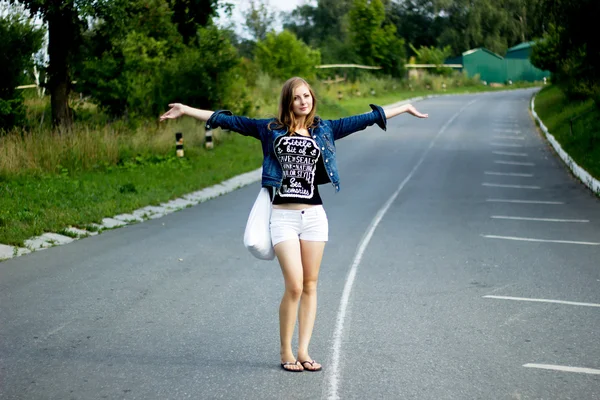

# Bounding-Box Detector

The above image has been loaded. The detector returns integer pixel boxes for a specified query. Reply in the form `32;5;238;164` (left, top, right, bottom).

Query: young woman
159;77;428;372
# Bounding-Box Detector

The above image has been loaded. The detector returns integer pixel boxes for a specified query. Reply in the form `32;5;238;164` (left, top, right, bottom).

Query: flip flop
299;360;322;372
281;360;303;372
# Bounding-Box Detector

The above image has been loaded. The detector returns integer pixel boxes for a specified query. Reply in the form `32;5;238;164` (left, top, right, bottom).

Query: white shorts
270;205;329;246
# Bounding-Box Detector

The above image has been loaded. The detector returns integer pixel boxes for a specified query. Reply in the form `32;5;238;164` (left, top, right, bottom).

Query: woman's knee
285;283;304;300
302;279;318;296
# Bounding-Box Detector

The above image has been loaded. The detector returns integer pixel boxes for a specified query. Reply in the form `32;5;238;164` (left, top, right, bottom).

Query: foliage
531;0;600;107
254;30;321;81
167;0;218;44
348;0;406;77
162;25;249;115
0;11;44;132
411;45;453;75
243;0;275;41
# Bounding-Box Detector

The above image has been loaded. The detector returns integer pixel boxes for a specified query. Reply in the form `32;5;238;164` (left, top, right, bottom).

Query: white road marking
494;129;521;133
326;99;478;400
492;151;528;157
484;296;600;308
491;215;589;223
485;172;533;177
523;364;600;375
494;160;535;166
482;235;600;245
493;136;525;140
490;142;524;148
486;199;563;204
483;183;540;189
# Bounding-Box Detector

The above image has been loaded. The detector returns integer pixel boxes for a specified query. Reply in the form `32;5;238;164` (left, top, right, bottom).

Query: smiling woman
159;76;428;372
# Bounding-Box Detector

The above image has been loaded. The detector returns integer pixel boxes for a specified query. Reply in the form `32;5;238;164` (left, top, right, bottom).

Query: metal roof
506;41;536;52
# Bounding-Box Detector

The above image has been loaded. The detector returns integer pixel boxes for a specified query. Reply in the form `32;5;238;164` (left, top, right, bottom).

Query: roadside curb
0;168;262;261
531;93;600;196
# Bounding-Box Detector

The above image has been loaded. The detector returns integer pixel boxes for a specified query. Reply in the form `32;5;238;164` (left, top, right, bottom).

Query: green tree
0;10;44;131
76;0;183;119
167;0;218;44
531;0;600;106
10;0;89;129
243;0;275;41
348;0;406;77
283;0;355;64
254;30;321;81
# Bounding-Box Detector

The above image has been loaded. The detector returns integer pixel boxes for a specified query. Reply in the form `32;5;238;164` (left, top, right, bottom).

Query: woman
160;77;428;372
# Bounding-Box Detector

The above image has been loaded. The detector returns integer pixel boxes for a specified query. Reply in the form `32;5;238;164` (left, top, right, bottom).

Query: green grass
534;85;600;181
0;134;262;246
0;80;542;247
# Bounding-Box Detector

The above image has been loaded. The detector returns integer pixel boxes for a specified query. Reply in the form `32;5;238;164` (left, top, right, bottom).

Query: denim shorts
270;205;329;246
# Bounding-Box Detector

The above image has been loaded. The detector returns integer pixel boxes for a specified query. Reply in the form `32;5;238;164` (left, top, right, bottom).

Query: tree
10;0;86;129
243;0;275;42
348;0;406;77
531;0;600;106
0;10;44;131
254;30;321;81
167;0;218;45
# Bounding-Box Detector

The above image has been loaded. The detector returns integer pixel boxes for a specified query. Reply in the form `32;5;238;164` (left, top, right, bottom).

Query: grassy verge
1;82;541;246
0;134;262;246
534;85;600;181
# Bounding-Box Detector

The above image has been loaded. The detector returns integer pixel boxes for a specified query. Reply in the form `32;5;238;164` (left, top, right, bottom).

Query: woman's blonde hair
269;77;318;131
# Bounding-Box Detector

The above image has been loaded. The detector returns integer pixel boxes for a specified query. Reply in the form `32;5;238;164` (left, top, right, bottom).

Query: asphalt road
1;89;599;400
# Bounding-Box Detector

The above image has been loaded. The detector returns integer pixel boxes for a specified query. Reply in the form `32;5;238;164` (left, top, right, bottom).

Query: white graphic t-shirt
273;135;322;201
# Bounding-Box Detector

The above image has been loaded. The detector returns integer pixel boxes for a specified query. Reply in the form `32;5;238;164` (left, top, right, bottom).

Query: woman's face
291;84;313;118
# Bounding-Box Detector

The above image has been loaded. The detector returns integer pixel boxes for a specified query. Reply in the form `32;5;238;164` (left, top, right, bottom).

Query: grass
0;133;262;246
533;85;600;181
0;77;543;247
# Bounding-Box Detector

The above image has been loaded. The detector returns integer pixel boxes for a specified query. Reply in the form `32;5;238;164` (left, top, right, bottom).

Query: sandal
281;360;303;372
299;360;322;372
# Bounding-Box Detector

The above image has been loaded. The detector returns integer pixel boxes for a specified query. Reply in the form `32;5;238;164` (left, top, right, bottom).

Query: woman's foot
281;350;304;372
281;360;304;372
297;353;322;371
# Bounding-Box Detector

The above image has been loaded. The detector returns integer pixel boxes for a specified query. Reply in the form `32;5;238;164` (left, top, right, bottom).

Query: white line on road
523;364;600;375
490;142;524;148
483;183;541;189
481;235;600;245
493;136;525;140
491;215;589;223
486;199;563;204
494;129;521;133
492;151;528;157
326;99;478;400
485;172;534;177
494;160;535;166
484;295;600;307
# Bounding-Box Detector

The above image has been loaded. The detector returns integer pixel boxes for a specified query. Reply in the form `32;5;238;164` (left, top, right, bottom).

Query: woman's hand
159;103;186;121
407;104;428;118
384;104;428;119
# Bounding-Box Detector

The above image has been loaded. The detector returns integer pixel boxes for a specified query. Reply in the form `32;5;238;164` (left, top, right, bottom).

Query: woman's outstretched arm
384;104;428;119
159;103;213;122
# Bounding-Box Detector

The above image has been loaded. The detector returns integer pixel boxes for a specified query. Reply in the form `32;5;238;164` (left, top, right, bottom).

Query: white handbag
243;187;276;260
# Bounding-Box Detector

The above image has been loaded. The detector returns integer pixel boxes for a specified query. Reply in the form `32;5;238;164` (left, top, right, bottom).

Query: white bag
243;187;276;260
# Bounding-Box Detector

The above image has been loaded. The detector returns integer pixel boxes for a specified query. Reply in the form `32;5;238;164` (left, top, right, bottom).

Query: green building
445;48;506;83
505;42;550;82
446;43;550;83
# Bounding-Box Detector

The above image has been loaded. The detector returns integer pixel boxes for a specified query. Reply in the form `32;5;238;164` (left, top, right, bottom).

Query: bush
254;30;321;81
0;12;44;132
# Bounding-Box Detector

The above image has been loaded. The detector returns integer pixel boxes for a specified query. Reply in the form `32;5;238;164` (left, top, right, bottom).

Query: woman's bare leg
297;240;325;370
274;239;304;371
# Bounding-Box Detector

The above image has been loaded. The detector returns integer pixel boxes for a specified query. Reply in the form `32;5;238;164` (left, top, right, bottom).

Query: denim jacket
205;104;387;192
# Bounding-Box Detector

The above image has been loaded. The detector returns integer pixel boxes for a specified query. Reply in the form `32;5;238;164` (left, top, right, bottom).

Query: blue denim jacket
205;104;387;192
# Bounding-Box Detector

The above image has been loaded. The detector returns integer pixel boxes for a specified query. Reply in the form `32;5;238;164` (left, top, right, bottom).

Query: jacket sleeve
205;110;262;140
328;104;387;141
